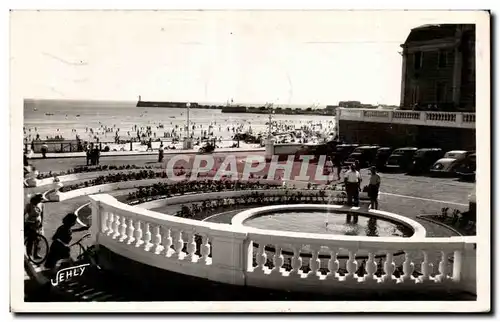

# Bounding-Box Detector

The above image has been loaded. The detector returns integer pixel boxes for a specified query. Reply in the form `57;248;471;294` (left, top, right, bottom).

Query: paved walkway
27;146;264;159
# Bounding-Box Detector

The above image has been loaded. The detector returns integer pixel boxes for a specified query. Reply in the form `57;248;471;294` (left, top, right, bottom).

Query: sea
23;99;336;143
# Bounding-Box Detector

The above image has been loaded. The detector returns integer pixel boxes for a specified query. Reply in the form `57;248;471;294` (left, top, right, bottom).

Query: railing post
388;111;394;123
420;111;426;124
456;113;464;126
89;196;102;244
460;243;477;294
130;140;133;151
207;228;248;286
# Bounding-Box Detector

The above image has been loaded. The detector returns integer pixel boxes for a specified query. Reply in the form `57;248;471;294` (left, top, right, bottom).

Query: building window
414;51;423;70
438;51;447;68
436;82;447;103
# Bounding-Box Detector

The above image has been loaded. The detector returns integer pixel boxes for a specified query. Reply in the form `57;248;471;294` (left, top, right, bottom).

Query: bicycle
24;231;49;265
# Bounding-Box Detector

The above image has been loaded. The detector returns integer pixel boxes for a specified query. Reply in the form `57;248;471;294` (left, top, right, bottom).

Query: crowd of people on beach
24;117;336;152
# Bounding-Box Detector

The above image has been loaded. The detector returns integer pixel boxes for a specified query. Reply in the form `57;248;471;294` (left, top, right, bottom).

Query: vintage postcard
10;10;490;313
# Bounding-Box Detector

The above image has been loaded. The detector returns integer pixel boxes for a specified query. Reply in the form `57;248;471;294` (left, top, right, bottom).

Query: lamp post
183;102;192;150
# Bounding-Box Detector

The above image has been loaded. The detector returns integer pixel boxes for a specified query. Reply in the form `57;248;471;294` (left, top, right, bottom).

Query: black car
407;148;444;175
385;147;418;172
456;153;476;182
344;145;380;168
374;147;394;171
332;144;359;164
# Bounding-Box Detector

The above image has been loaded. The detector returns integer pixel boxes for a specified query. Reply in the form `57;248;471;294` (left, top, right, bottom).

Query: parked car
456;153;476;182
374;147;394;171
344;145;380;168
407;148;444;175
385;147;418;171
430;150;475;176
332;144;359;164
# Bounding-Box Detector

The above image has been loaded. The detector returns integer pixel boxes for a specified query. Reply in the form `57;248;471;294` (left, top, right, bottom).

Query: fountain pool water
243;210;414;237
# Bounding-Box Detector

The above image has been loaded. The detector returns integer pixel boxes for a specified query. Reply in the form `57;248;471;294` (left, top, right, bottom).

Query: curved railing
89;192;477;295
337;108;476;129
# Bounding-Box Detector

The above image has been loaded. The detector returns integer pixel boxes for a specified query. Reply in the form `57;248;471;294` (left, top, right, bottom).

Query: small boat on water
76;114;80;117
45;113;54;116
33;108;37;111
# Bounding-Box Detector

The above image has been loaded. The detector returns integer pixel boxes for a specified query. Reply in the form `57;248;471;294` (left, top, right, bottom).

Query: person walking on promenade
333;155;342;180
41;144;48;158
344;164;361;207
146;138;153;152
24;194;44;260
86;144;92;166
158;145;164;163
93;146;100;165
368;166;381;210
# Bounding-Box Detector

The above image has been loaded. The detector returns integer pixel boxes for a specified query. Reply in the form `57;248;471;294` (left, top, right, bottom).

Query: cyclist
45;213;89;269
24;194;44;260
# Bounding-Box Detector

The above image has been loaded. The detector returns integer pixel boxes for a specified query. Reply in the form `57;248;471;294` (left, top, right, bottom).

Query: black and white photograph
10;9;490;312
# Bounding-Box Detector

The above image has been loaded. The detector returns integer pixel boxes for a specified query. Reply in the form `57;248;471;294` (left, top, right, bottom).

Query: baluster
345;250;358;281
143;222;153;251
401;251;415;283
436;251;448;282
112;215;121;239
327;248;339;279
290;246;303;277
272;244;284;276
101;211;109;234
174;229;184;259
382;252;396;283
106;213;115;236
119;215;128;242
419;250;433;283
255;243;267;273
161;226;173;256
186;231;197;261
134;220;144;247
126;218;135;245
200;234;211;264
364;252;377;283
153;225;162;254
308;247;321;279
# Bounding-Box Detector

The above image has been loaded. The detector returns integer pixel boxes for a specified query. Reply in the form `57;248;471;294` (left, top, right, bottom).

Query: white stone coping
231;204;427;242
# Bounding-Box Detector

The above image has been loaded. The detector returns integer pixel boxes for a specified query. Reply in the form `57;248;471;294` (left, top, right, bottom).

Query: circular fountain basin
231;204;426;258
244;210;413;237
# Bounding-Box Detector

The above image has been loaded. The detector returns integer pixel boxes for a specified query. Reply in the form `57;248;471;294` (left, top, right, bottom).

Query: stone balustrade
90;192;477;295
337;108;476;129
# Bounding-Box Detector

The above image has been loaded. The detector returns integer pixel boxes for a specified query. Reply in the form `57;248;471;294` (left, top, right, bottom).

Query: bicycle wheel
24;234;49;265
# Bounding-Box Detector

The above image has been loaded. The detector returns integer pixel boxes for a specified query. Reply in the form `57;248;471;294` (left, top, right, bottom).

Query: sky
9;10;479;106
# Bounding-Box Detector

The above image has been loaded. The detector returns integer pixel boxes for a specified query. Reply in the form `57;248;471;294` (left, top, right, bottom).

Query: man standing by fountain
344;164;361;207
368;166;381;210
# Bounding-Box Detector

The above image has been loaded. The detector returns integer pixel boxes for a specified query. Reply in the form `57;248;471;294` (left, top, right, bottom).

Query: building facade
400;24;475;112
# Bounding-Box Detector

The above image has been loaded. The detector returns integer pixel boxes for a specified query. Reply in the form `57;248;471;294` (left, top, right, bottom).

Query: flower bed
174;190;344;221
423;207;476;236
36;164;164;180
59;170;182;193
126;180;283;204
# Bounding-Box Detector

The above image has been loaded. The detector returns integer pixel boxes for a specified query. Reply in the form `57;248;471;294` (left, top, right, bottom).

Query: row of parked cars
333;144;476;180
